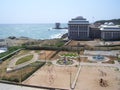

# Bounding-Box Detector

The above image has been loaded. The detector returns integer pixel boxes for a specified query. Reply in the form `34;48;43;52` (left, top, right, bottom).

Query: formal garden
0;49;45;83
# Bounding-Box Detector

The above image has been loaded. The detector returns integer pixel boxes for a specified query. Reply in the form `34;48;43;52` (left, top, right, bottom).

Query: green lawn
16;55;33;65
61;53;77;57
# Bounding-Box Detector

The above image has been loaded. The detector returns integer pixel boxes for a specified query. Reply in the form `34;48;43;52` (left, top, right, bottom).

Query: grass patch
16;55;33;65
61;53;77;57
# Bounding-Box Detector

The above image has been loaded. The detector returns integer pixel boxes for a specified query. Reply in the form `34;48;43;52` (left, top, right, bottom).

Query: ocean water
0;24;68;39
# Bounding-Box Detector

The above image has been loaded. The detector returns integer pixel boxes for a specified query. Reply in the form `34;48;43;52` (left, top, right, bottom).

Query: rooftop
99;22;120;31
68;16;89;24
72;16;86;20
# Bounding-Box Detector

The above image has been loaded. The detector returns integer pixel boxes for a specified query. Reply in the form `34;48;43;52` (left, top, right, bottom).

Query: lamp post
77;42;81;66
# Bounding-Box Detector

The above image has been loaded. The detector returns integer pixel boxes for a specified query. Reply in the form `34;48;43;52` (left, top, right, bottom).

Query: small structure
55;23;61;29
87;54;110;62
93;55;104;61
53;22;68;29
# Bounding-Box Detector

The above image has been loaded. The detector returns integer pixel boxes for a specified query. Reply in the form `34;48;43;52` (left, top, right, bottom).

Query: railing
0;48;23;61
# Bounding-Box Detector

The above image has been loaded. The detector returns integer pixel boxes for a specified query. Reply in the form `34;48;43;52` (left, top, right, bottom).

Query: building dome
104;22;108;25
72;16;86;20
76;16;84;19
108;22;114;25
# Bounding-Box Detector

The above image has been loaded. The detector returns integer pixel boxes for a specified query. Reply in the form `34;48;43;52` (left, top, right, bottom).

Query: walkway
71;66;81;89
7;51;39;72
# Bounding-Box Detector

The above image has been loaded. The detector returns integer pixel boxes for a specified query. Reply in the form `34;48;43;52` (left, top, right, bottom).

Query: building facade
68;16;120;41
89;26;101;39
68;16;89;40
100;23;120;40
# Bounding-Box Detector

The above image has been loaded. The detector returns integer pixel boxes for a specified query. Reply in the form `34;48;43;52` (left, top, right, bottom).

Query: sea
0;24;68;40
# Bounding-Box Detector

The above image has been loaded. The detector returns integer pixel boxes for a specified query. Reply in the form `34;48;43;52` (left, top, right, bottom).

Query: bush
1;61;45;83
2;76;19;83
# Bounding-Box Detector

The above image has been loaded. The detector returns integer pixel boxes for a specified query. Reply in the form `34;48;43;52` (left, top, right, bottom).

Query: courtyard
0;49;120;90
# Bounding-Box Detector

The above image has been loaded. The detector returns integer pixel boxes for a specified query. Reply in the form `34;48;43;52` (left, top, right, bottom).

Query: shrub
1;61;45;83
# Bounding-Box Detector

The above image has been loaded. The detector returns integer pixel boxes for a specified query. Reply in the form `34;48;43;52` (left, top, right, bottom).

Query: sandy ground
23;65;120;90
23;65;78;89
67;40;120;47
39;50;56;60
67;40;100;46
75;66;120;90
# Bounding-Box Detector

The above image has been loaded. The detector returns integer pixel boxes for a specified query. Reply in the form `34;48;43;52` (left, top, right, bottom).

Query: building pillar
112;32;113;39
87;25;89;37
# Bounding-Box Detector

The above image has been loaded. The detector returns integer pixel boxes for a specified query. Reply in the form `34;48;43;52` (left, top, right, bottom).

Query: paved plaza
84;50;120;56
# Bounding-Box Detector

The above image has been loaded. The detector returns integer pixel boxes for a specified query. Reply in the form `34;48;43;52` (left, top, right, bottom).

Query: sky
0;0;120;24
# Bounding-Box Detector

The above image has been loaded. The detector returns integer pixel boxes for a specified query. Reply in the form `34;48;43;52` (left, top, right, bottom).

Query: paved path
71;66;81;89
7;51;39;72
52;59;120;90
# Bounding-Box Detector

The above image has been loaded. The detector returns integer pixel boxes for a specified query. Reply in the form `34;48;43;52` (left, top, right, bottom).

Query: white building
68;16;89;40
99;22;120;40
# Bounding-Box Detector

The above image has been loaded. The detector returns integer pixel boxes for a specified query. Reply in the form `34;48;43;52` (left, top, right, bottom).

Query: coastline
0;32;68;47
0;24;68;40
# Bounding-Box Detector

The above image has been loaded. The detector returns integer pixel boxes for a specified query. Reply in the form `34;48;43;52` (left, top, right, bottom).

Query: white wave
50;33;63;39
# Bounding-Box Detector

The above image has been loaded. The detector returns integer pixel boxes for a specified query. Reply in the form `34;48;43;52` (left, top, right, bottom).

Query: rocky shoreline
0;33;68;47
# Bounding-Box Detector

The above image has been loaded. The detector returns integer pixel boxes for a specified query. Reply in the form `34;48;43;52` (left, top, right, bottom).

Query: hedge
1;61;45;83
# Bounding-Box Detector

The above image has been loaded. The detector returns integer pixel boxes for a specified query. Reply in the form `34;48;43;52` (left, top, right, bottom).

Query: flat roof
99;25;120;31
